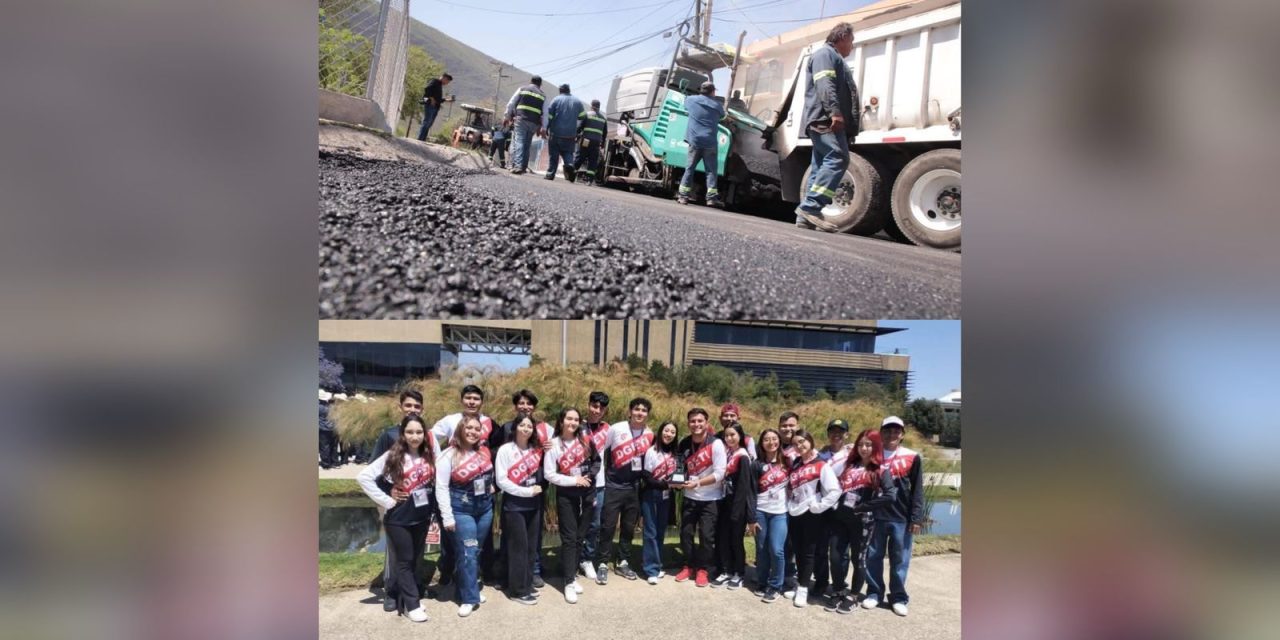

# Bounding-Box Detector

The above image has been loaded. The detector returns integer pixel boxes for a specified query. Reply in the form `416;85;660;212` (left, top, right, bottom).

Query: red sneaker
674;566;692;582
695;569;709;587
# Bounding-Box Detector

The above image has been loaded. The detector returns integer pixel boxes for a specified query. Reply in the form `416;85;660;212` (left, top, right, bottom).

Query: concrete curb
319;120;491;171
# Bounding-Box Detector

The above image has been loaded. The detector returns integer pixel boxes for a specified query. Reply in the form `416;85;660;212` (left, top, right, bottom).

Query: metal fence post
364;0;392;101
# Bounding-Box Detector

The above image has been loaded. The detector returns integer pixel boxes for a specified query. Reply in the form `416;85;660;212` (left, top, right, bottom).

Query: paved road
319;554;961;640
319;151;960;318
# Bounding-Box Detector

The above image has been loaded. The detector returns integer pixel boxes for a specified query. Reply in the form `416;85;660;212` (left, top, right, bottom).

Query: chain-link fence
319;0;410;130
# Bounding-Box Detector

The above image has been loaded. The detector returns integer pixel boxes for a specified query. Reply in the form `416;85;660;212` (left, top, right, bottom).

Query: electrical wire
429;0;678;17
522;0;686;68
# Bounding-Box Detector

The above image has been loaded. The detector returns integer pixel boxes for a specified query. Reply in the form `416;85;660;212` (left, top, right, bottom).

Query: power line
429;0;679;17
523;0;686;68
540;19;690;76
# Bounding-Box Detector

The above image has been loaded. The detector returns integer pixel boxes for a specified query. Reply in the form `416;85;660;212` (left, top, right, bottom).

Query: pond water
318;497;961;552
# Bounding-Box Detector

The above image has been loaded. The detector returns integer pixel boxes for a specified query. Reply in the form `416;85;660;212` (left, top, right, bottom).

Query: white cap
881;415;904;428
319;389;333;401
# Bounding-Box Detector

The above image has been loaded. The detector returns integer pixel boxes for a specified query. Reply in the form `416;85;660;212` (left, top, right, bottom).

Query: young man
673;408;727;587
594;397;655;583
863;415;925;616
504;75;546;175
573;99;608;184
718;403;756;459
578;390;610;582
429;386;493;592
416;72;453;141
489;389;553;588
794;22;860;231
368;390;426;611
541;84;585;181
812;418;853;604
677;81;726;207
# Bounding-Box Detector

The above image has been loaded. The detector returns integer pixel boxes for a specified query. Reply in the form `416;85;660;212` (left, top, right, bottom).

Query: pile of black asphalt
319;151;959;318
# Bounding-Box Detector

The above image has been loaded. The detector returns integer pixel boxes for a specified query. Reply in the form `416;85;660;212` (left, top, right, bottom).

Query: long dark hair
792;429;818;467
386;415;433;486
718;421;747;453
755;428;784;465
556;406;583;441
654;421;679;454
507;414;544;450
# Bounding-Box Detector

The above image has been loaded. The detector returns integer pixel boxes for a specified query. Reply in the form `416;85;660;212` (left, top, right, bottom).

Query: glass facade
319;342;443;392
695;323;875;353
691;359;909;397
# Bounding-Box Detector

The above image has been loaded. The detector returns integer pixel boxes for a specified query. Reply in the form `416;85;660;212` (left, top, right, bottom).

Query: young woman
640;421;679;585
812;420;853;601
495;415;545;606
786;429;841;608
750;428;789;603
356;415;436;622
825;429;897;613
711;422;755;589
543;407;601;603
434;415;495;617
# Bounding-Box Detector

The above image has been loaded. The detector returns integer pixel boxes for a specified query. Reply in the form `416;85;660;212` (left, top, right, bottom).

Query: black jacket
723;454;758;523
422;78;444;106
880;451;925;524
370;424;399;460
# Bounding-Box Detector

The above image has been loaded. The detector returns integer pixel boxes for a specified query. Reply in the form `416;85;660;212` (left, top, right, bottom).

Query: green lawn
319;479;364;497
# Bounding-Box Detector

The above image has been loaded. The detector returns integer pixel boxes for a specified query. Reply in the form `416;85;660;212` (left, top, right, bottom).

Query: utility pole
694;0;703;44
489;60;510;118
703;0;713;45
820;1;826;20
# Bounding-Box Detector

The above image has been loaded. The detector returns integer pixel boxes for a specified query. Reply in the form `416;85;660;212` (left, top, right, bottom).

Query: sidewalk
319;554;961;639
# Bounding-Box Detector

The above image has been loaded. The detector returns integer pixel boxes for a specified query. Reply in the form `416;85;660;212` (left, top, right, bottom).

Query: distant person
574;99;608;185
677;81;726;207
490;121;510;168
794;22;860;231
356;415;436;622
369;390;427;609
434;415;495;618
417;72;453;141
862;415;925;617
543;407;601;603
640;421;679;584
504;75;546;174
825;429;896;614
318;392;338;469
542;84;585;181
718;403;756;459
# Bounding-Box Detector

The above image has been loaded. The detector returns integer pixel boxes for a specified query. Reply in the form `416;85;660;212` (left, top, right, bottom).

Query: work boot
706;196;724;208
544;172;555;180
677;195;689;205
794;205;838;232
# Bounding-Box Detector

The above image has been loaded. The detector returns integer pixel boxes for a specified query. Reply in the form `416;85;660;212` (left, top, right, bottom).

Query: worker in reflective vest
574;100;608;186
504;75;547;175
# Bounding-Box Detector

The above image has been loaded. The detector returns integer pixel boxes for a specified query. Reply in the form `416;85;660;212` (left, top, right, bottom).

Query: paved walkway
319;554;960;640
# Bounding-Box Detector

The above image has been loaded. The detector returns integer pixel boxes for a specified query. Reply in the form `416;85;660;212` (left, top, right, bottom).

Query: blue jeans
865;519;913;604
754;510;788;590
640;490;671;578
448;487;494;605
580;486;604;561
510;118;538;171
545;135;576;179
416;104;439;141
679;146;719;197
798;129;850;217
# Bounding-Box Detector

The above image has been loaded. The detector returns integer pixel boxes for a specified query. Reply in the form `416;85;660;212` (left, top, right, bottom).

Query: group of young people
355;385;925;623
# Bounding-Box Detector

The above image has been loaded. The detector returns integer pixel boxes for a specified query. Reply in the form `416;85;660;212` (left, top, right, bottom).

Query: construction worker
574;100;608;186
677;81;725;207
794;22;860;231
504;75;547;175
416;73;453;141
543;84;586;181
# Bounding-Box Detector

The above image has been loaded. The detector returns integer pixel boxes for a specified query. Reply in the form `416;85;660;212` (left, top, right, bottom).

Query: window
319;342;442;392
694;323;874;353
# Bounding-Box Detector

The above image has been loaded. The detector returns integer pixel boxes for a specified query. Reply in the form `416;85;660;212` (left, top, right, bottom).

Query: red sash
685;439;715;476
839;465;874;492
782;445;799;463
885;453;915;479
401;458;435;493
758;464;788;492
557;437;588;474
451;448;493;484
725;449;748;476
477;416;494;442
536;421;552;444
507;446;543;485
589;424;609;453
611;430;654;468
789;460;824;489
651;452;676;480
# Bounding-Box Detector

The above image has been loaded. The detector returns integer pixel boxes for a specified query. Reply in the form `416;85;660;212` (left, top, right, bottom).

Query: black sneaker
836;598;857;614
596;564;609;585
750;584;767;597
727;575;743;590
512;594;538;606
709;573;730;588
617;563;638;580
532;575;545;589
383;596;397;612
761;588;779;603
823;595;841;612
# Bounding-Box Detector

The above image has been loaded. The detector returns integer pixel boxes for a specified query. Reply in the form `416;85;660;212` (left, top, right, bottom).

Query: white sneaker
406;607;428;622
580;561;598;581
793;586;809;608
647;576;659;585
783;589;796;599
656;570;666;579
478;593;487;604
892;602;909;617
570;581;584;594
565;588;578;604
862;596;880;609
457;604;474;617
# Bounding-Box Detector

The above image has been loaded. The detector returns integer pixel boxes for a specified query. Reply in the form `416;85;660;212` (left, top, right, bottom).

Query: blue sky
410;0;879;107
457;319;960;401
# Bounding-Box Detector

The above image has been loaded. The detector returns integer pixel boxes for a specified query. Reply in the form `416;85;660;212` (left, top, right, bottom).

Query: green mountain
405;17;551;113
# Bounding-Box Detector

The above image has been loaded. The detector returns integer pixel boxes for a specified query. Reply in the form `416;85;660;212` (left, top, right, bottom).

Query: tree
400;46;444;129
781;379;805;401
940;412;961;447
904;398;947;438
318;9;374;96
624;353;647;372
319;347;345;392
851;380;892;406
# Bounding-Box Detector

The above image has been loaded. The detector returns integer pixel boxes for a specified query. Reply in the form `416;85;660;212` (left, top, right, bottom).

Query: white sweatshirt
433;446;495;528
544;436;595;488
494;441;542;498
755;460;789;515
681;436;727;502
786;454;841;516
430;412;494;457
356;450;432;511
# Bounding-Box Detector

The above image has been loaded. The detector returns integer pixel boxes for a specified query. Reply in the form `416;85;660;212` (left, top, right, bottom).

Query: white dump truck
745;0;961;249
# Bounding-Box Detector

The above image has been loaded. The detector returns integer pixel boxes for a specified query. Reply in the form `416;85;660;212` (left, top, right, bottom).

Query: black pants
792;511;825;589
490;139;506;166
556;491;592;581
829;506;875;595
596;485;640;567
319;429;338;467
502;508;539;597
812;510;833;590
680;497;718;571
573;138;601;180
384;519;429;613
715;504;747;577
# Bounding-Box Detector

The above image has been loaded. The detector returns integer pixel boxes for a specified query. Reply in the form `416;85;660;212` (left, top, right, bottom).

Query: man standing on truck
574;99;608;185
542;84;586;181
416;72;453;142
795;22;860;231
677;81;726;207
504;75;546;175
